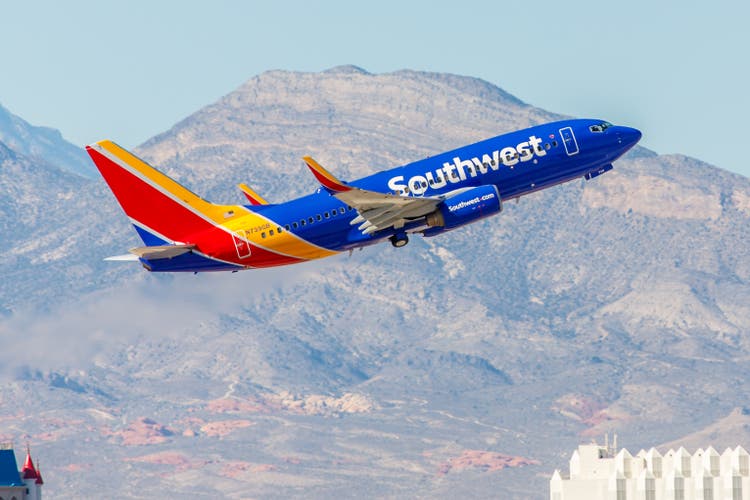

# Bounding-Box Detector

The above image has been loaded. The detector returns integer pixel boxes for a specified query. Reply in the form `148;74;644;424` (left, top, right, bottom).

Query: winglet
238;183;269;206
303;156;351;193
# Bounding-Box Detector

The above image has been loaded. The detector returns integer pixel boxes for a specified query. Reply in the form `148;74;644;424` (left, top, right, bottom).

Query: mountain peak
323;64;371;75
0;103;94;178
139;67;554;177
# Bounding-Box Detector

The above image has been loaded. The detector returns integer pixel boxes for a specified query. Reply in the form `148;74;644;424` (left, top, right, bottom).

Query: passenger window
308;217;314;223
339;207;345;214
331;209;337;217
292;222;298;229
316;214;322;221
261;232;266;238
545;143;551;150
277;226;282;233
269;229;274;236
553;141;558;147
285;224;291;231
324;212;330;218
301;219;306;226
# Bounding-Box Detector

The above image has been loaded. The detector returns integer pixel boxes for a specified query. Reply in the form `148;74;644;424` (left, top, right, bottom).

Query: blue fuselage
254;118;641;251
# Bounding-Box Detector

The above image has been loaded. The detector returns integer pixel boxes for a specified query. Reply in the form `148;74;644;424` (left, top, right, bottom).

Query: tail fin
86;140;240;245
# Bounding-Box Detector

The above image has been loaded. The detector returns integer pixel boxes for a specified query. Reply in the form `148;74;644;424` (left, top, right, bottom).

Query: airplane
85;119;641;273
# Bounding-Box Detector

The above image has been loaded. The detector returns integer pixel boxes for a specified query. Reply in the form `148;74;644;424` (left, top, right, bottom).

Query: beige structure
551;441;750;500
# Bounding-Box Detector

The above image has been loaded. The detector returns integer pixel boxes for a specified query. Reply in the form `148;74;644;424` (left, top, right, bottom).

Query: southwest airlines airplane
86;119;641;273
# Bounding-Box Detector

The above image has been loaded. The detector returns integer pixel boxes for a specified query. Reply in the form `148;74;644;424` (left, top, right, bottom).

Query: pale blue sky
0;0;747;177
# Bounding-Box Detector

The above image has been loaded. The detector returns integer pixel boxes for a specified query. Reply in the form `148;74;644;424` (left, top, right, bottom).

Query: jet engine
425;185;502;230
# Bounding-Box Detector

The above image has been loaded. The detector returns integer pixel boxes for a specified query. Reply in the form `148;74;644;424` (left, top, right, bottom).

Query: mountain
0;103;94;178
139;65;554;203
0;136;134;315
0;66;749;498
659;407;750;452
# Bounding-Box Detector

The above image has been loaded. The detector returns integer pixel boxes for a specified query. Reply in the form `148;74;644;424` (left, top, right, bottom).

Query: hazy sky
0;0;747;177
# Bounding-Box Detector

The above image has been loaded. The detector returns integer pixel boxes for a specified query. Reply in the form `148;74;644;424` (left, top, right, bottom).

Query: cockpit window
589;122;613;133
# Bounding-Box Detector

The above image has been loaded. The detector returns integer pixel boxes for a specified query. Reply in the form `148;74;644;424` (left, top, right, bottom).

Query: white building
551;441;750;500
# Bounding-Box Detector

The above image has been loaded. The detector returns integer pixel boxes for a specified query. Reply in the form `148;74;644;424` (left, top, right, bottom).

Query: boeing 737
86;119;641;272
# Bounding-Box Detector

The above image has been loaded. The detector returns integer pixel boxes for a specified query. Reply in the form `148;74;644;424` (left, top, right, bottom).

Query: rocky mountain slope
0;103;93;178
0;67;749;498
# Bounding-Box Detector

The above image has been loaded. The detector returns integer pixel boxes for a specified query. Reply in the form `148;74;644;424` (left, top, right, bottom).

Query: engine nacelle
425;185;502;230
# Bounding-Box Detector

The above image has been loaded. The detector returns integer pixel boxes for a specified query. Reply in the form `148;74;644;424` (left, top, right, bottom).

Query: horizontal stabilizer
128;244;196;260
104;254;140;262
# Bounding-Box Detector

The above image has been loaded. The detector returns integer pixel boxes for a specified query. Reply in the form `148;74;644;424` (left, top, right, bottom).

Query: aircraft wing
303;156;441;234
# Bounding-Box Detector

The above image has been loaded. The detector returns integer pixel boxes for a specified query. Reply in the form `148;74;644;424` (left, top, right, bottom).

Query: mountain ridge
0;103;93;178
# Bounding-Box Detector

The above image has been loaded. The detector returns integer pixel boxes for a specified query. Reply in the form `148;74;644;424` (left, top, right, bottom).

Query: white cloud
0;259;332;376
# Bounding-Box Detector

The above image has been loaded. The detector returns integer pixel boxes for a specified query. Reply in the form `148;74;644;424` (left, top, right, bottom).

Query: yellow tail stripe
221;215;339;260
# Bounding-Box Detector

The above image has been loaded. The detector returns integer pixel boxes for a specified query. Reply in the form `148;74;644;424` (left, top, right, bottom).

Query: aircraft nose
616;126;642;148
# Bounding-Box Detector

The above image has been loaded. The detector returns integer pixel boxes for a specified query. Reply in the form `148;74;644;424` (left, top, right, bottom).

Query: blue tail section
133;224;170;246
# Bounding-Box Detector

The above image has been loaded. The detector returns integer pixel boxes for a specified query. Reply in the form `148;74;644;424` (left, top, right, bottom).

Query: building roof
34;459;43;485
21;451;38;480
0;449;24;487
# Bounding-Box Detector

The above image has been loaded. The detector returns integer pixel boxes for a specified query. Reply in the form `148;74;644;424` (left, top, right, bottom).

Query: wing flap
334;188;434;210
